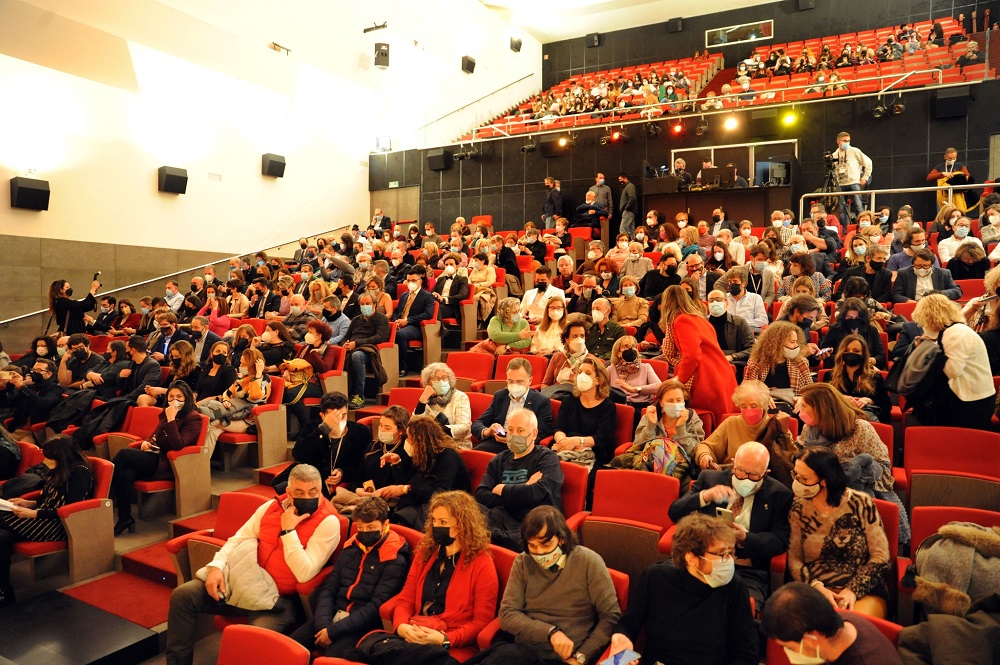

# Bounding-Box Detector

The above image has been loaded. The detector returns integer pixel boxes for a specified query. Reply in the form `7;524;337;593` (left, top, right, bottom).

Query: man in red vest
166;464;341;665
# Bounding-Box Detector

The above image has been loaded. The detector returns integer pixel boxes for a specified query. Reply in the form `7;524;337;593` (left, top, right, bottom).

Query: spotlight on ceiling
453;147;479;161
556;134;576;148
892;100;905;115
872;103;887;119
695;117;709;136
646;123;663;138
520;138;537;154
781;109;799;126
723;113;738;131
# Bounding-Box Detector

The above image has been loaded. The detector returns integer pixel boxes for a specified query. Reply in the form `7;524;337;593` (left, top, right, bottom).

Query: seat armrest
56;498;104;518
296;565;333;598
167;445;204;461
657;525;678;554
565;511;590;532
477;618;501;650
166;530;220;555
251;404;282;416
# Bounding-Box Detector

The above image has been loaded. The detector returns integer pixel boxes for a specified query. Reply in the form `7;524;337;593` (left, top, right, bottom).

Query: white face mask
168;400;185;411
587;250;597;260
444;265;456;276
261;331;273;343
732;475;763;498
698;556;735;588
772;220;784;227
507;382;528;399
289;305;302;316
575;372;595;391
792;479;822;499
635;233;645;241
662;402;685;419
782;346;800;360
629;252;641;261
783;636;826;665
378;429;396;444
303;332;317;346
914;267;932;278
591;309;606;323
568;338;586;354
714;251;725;262
708;301;726;317
407;281;420;292
403;441;414;457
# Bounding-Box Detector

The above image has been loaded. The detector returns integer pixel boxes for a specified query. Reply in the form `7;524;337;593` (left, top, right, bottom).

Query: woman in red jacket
658;285;737;425
283;319;339;434
376;490;499;663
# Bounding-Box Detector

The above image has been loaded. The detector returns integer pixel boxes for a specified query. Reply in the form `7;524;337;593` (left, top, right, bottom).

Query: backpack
885;324;951;402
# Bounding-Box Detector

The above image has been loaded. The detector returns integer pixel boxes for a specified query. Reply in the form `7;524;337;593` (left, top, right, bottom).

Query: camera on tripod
823;151;836;169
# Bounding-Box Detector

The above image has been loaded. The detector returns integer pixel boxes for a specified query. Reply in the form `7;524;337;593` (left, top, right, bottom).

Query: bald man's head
734;441;770;476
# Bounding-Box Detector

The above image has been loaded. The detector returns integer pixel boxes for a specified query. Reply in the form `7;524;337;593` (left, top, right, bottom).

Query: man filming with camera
832;131;873;226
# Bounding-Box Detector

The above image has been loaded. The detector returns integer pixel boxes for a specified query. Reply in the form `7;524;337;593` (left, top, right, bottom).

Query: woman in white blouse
413;362;473;448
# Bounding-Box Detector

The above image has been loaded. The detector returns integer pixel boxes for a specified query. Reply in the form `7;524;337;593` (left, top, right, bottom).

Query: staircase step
170;509;219;538
256;462;292;486
121;540;177;588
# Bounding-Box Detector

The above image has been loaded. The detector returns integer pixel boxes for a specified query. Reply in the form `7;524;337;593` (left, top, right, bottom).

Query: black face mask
842;352;863;367
64;287;74;297
621;348;638;362
665;265;678;276
535;281;548;290
300;242;308;249
712;215;722;223
845;319;861;331
870;261;884;271
160;327;173;336
170;359;181;368
292;497;319;516
211;353;227;365
432;526;455;547
728;283;742;297
799;318;814;331
235;338;248;348
357;530;383;548
189;330;202;341
190;284;199;292
30;372;46;384
72;348;88;362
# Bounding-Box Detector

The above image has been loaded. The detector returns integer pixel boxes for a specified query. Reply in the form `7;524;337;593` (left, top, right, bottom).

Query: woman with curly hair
826;335;891;423
658;285;736;424
377;416;470;529
373;490;497;664
471;296;531;356
743;320;813;396
595;257;621;298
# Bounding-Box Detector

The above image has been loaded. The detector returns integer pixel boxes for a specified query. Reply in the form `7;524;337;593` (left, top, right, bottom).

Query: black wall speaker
666;18;683;33
798;0;816;10
427;148;453;171
158;166;188;194
510;37;522;53
262;153;286;177
461;56;476;74
934;86;969;119
375;43;390;68
10;177;50;211
586;33;601;48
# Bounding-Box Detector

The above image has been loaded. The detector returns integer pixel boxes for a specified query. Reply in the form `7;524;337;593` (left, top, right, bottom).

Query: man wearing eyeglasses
668;441;792;613
684;254;722;301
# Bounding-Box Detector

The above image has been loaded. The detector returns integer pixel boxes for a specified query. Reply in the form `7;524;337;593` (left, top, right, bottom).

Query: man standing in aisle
543;177;562;230
834;131;873;226
588;172;614;226
618;172;638;237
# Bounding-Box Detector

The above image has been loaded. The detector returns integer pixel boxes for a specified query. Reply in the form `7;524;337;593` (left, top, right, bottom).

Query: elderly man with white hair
669;440;793;611
282;294;317;342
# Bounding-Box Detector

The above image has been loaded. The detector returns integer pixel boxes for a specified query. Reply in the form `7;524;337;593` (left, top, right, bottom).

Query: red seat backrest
217;625;309;665
613;403;636;453
641;358;670;381
214;492;271;541
125;406;165;440
493;267;506;286
493;354;548;382
388;523;424;553
871;422;894;467
386;387;426;413
459;449;494;491
467;392;495;425
910;506;1000;555
446;352;495;382
608;567;630;612
266;376;285;404
560;461;589;517
490;544;518;597
904;426;1000;480
591;469;678;531
87;457;114;499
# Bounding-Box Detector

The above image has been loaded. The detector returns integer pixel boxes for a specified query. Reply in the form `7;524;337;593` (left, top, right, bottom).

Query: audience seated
530;296;567;357
744;321;814;398
472;358;553;454
552;355;617;472
2;358;61;439
622;378;705;466
892;248;962;302
58;333;107;390
392;268;436;378
138;341;200;407
607;335;660;411
608;513;760;665
166;463;341;665
520;267;565;325
201;348;272;454
825;336;892;424
586;298;624;362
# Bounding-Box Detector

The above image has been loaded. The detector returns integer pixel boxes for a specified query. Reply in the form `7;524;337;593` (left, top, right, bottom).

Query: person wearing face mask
832;131;873;227
620;241;654;281
341;293;391;409
705;290;755;368
200;347;272;454
494;505;621;664
391;268;436;377
166;463;340;665
778;252;833;302
472;296;532;358
291;237;311;268
616;172;637;236
639;253;681;303
543;176;564;230
551;356;617;472
282;320;339;433
187;315;222;364
279;294;317;343
57;333;107;390
472;359;553;454
835;243;893;303
585;298;625;362
670;442;793;612
610;276;648;326
605;233;631;272
197;288;234;337
0;435;96;607
787;447;891;619
621;379;706;467
465;251;497;326
256;322;296;374
110;381;202;535
744;322;814;400
937;215;983;264
762;582;904;665
979;202;1000;246
372;490;497;663
723;273;768;332
82;295;118;334
47;278;101;336
608;513;759;665
607;334;661;412
224;279;250;320
586;172;613;224
885;226;941;273
2;359;63;439
826;335;891;423
892;248;962;303
927;147;973;210
194;341;237;407
413;363;472;448
820;299;886;370
431;253;470;325
288;495;409;658
138;340;201;407
246;276;280;319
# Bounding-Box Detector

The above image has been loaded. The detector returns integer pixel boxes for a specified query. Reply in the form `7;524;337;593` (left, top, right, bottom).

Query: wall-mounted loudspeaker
586;33;601;48
934;86;969;119
262;153;286;177
158;166;188;194
427;148;453;171
666;18;683;33
798;0;816;10
375;43;389;69
461;56;476;74
10;177;50;211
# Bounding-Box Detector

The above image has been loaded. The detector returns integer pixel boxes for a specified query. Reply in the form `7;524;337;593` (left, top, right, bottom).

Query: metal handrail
0;224;353;328
415;73;535;132
797;182;986;224
468;65;981;145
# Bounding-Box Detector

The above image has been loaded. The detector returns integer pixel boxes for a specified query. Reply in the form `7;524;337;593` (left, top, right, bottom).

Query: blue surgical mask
511;313;522;324
100;306;110;314
840;142;850;150
854;245;867;256
789;244;804;254
879;214;889;223
257;259;265;266
622;287;636;298
141;307;150;315
598;178;605;185
955;226;970;238
360;304;374;317
753;261;767;273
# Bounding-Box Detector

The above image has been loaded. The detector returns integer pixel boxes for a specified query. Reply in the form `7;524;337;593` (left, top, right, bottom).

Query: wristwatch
279;529;294;537
574;652;586;665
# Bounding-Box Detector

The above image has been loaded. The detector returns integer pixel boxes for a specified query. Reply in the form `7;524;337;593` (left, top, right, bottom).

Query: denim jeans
347;349;368;397
619;210;636;237
839;183;864;224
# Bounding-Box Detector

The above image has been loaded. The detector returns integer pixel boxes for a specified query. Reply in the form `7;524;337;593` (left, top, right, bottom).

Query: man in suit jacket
433;254;470;322
472;358;553;453
706;291;755;365
148;311;192;365
834;245;893;303
892;249;962;302
337;275;361;321
668;442;792;610
392;267;436;376
247;277;281;319
188;316;222;364
293;263;317;297
519;266;566;325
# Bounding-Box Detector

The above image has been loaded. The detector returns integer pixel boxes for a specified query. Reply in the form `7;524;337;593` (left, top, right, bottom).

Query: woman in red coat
658;285;737;425
384;490;498;663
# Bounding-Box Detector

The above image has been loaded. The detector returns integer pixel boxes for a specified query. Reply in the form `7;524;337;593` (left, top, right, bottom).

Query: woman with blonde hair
658;285;736;424
467;251;497;324
552;355;617;470
947;241;990;281
362;275;393;317
375;416;469;528
677;226;702;260
964;264;1000;334
911;294;994;429
306;278;332;315
471;296;531;356
531;295;567;356
380;490;497;663
744;320;813;397
736;220;758;251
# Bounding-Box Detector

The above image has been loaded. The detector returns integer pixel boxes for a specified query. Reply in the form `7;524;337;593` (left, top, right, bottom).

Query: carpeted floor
62;572;172;629
122;540;178;587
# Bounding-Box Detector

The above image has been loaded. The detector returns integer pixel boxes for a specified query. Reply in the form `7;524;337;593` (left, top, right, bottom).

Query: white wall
0;0;542;255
